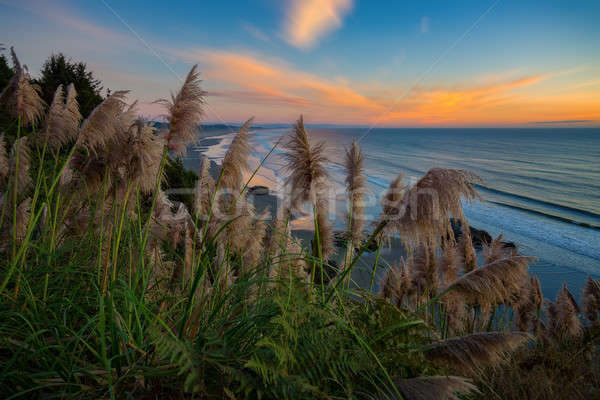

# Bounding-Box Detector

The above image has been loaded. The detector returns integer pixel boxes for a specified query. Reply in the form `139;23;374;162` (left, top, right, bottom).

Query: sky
0;0;599;127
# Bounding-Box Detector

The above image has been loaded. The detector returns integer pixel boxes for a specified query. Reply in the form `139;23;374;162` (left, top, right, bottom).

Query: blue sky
1;0;599;126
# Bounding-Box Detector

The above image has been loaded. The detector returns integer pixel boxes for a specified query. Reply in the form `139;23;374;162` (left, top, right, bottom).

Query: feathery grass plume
67;151;111;195
266;206;292;259
168;203;193;250
378;173;405;245
530;274;543;311
315;193;334;260
59;164;73;187
283;116;333;259
438;244;459;286
146;246;175;294
220;117;254;192
41;83;82;149
482;234;517;264
387;168;480;248
0;134;8;182
392;376;477;400
344;139;366;248
179;222;195;284
269;237;309;284
151;190;176;242
379;261;413;307
41;84;65;146
547;282;582;339
459;228;477;273
283;116;329;211
380;264;401;301
39;84;79;149
0;47;45;126
8;137;31;193
64;83;82;137
582;276;600;323
193;157;215;219
447;255;533;307
77;90;129;153
158;65;206;156
412;245;438;296
424;332;530;374
224;196;256;255
126;119;164;192
242;208;270;269
442;291;467;335
68;95;137;196
514;275;543;332
438;246;465;331
14;197;31;244
0;197;31;252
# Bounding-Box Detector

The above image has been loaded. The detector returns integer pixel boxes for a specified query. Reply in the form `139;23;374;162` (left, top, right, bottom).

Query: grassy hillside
0;47;598;399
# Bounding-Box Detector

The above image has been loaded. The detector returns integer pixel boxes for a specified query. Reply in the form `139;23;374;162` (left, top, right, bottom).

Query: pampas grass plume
547;282;582;339
220;117;254;192
582;275;600;323
344;139;366;248
0;47;45;126
283;116;329;211
9;137;31;193
424;332;530;373
448;255;533;307
159;65;206;156
77;90;129;153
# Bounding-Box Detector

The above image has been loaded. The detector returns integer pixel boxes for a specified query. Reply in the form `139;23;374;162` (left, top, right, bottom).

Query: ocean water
187;127;600;299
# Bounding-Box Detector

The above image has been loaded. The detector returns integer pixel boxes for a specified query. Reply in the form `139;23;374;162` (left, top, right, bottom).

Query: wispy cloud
171;48;380;122
168;47;600;125
284;0;353;49
0;0;134;46
530;120;594;125
420;17;430;34
241;22;270;42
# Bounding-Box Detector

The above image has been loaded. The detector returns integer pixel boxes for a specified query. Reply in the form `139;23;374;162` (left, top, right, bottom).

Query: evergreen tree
0;53;13;90
35;53;103;117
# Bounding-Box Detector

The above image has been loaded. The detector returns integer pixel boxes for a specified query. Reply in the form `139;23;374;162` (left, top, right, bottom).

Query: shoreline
185;132;599;300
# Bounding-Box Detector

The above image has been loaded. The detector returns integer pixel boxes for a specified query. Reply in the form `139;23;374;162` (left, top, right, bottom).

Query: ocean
186;127;600;299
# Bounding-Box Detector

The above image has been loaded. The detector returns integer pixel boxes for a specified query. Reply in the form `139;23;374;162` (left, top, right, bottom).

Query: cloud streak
0;0;134;46
241;22;270;42
284;0;353;49
169;48;600;126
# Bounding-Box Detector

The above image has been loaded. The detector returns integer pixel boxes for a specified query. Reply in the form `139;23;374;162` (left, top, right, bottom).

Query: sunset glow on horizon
1;0;599;127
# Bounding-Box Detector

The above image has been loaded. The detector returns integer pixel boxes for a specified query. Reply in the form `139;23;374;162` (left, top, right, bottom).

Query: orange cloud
172;48;381;123
284;0;353;49
168;48;600;126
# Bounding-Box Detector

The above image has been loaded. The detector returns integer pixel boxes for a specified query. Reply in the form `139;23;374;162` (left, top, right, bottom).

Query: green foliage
0;133;435;397
0;54;12;90
163;156;198;212
151;282;430;399
34;53;103;118
0;53;17;135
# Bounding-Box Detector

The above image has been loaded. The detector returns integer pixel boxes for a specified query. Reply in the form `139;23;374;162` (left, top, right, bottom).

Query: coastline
184;130;599;300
